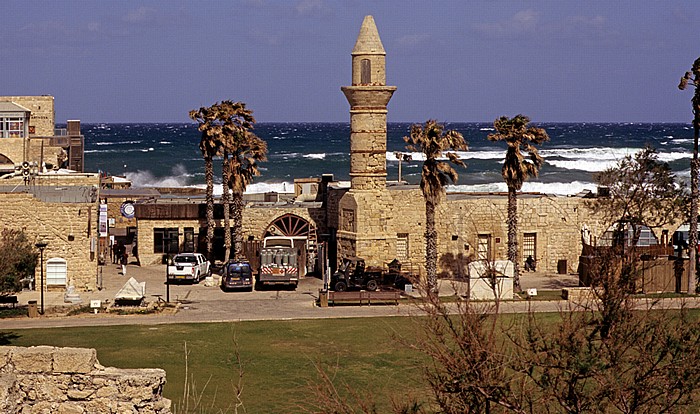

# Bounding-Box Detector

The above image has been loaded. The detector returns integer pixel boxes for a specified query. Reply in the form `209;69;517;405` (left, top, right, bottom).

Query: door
477;235;491;261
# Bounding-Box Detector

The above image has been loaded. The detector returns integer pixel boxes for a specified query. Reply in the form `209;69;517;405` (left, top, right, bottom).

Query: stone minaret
341;15;396;191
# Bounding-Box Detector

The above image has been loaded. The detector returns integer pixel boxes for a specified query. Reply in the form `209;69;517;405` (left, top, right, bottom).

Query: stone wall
330;185;669;277
0;346;171;413
0;139;25;166
0;176;99;291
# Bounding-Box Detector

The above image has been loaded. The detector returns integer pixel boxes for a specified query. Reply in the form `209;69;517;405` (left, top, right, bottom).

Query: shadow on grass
0;332;21;345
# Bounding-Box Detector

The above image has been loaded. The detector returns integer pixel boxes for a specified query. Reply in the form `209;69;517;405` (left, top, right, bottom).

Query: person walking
121;250;128;276
112;242;119;264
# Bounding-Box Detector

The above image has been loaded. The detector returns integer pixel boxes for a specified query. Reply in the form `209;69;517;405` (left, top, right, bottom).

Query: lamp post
35;241;47;315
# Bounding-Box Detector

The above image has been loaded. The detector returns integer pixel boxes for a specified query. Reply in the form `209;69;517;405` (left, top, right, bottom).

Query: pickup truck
167;253;211;283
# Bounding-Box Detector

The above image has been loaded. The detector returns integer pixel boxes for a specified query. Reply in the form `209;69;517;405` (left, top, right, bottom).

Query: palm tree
189;104;226;263
404;120;467;293
488;115;549;291
227;132;267;260
679;58;700;293
212;101;260;263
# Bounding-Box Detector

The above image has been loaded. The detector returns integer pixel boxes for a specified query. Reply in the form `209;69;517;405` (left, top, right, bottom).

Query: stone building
0;173;100;291
0;97;98;293
0;96;84;174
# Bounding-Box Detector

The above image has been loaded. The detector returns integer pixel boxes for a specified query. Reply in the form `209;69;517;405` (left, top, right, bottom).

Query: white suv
167;253;211;283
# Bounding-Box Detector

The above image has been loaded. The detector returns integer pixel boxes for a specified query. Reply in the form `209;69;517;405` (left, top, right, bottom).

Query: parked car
221;261;254;291
167;253;211;283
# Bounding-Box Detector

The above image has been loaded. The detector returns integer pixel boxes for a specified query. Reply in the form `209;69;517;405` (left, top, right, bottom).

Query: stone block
0;347;12;370
11;346;54;373
57;402;84;414
53;348;96;374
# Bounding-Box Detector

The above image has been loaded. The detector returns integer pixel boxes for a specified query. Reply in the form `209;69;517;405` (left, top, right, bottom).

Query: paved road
3;262;696;330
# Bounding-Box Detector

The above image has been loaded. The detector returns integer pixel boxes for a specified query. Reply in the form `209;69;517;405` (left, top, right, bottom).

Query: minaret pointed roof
351;15;386;56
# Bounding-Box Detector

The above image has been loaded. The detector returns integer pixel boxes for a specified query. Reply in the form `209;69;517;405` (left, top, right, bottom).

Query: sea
79;123;694;196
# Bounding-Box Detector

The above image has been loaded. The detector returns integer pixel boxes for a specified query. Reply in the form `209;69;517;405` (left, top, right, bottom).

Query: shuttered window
396;233;409;261
46;258;67;286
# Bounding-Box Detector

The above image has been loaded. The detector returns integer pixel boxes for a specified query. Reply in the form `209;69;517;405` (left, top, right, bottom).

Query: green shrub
0;229;38;296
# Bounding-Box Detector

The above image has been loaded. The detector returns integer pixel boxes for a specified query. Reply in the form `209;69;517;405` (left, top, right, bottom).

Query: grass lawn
0;317;430;413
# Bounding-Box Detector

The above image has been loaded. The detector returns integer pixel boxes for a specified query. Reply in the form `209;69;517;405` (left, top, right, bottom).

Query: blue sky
4;0;698;123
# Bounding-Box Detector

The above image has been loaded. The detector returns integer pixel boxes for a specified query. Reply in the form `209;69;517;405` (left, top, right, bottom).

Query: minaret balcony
341;86;396;109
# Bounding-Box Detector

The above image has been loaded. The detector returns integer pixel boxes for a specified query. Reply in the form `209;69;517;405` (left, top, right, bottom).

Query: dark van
221;261;254;292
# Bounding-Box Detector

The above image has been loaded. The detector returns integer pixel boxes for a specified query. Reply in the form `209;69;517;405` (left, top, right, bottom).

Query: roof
101;188;161;198
351;15;386;56
0;101;30;113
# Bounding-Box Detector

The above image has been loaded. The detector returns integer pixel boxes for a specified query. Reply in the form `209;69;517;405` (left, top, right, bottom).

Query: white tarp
115;277;146;301
467;260;514;300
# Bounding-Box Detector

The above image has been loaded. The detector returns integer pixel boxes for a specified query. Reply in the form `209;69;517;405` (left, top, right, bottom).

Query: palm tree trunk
222;153;231;263
507;186;521;292
425;199;438;293
689;117;699;293
232;192;244;261
205;155;215;264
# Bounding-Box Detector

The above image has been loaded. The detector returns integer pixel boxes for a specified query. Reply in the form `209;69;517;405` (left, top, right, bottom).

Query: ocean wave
85;148;156;154
188;181;295;195
304;153;326;160
546;159;617;172
446;181;597;196
125;164;193;187
94;140;143;146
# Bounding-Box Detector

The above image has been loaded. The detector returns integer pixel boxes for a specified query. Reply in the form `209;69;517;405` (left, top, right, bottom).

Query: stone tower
341;15;396;191
336;16;398;265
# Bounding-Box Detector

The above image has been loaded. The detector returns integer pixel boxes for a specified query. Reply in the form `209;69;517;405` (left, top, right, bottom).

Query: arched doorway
263;214;317;276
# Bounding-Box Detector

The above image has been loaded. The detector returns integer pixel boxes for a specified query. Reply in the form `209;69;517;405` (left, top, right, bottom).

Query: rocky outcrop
0;346;171;413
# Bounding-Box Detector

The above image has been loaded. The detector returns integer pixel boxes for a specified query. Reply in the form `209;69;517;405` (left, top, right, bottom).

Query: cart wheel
335;281;347;292
366;280;378;291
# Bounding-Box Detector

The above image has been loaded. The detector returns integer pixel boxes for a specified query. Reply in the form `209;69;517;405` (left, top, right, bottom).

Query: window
361;59;371;84
523;233;536;264
396;233;409;261
154;228;179;254
46;258;67;286
0;116;26;138
477;235;491;260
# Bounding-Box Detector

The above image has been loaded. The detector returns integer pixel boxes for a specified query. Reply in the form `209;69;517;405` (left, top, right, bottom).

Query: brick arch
263;213;313;238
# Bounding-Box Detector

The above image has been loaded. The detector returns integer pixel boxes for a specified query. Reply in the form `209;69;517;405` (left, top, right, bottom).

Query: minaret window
361;59;371;84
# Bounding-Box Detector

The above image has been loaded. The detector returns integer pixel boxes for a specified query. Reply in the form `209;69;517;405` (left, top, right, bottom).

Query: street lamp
35;241;47;315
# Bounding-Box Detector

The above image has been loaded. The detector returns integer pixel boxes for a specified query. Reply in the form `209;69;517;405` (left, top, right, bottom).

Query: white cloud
295;0;330;17
396;34;430;47
473;9;541;39
123;6;157;24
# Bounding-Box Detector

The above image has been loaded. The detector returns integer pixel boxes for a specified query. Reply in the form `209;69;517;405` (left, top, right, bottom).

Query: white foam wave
446;181;597;196
304;153;326;160
540;147;638;160
546;159;616;172
191;181;295;195
94;140;142;146
126;164;192;187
